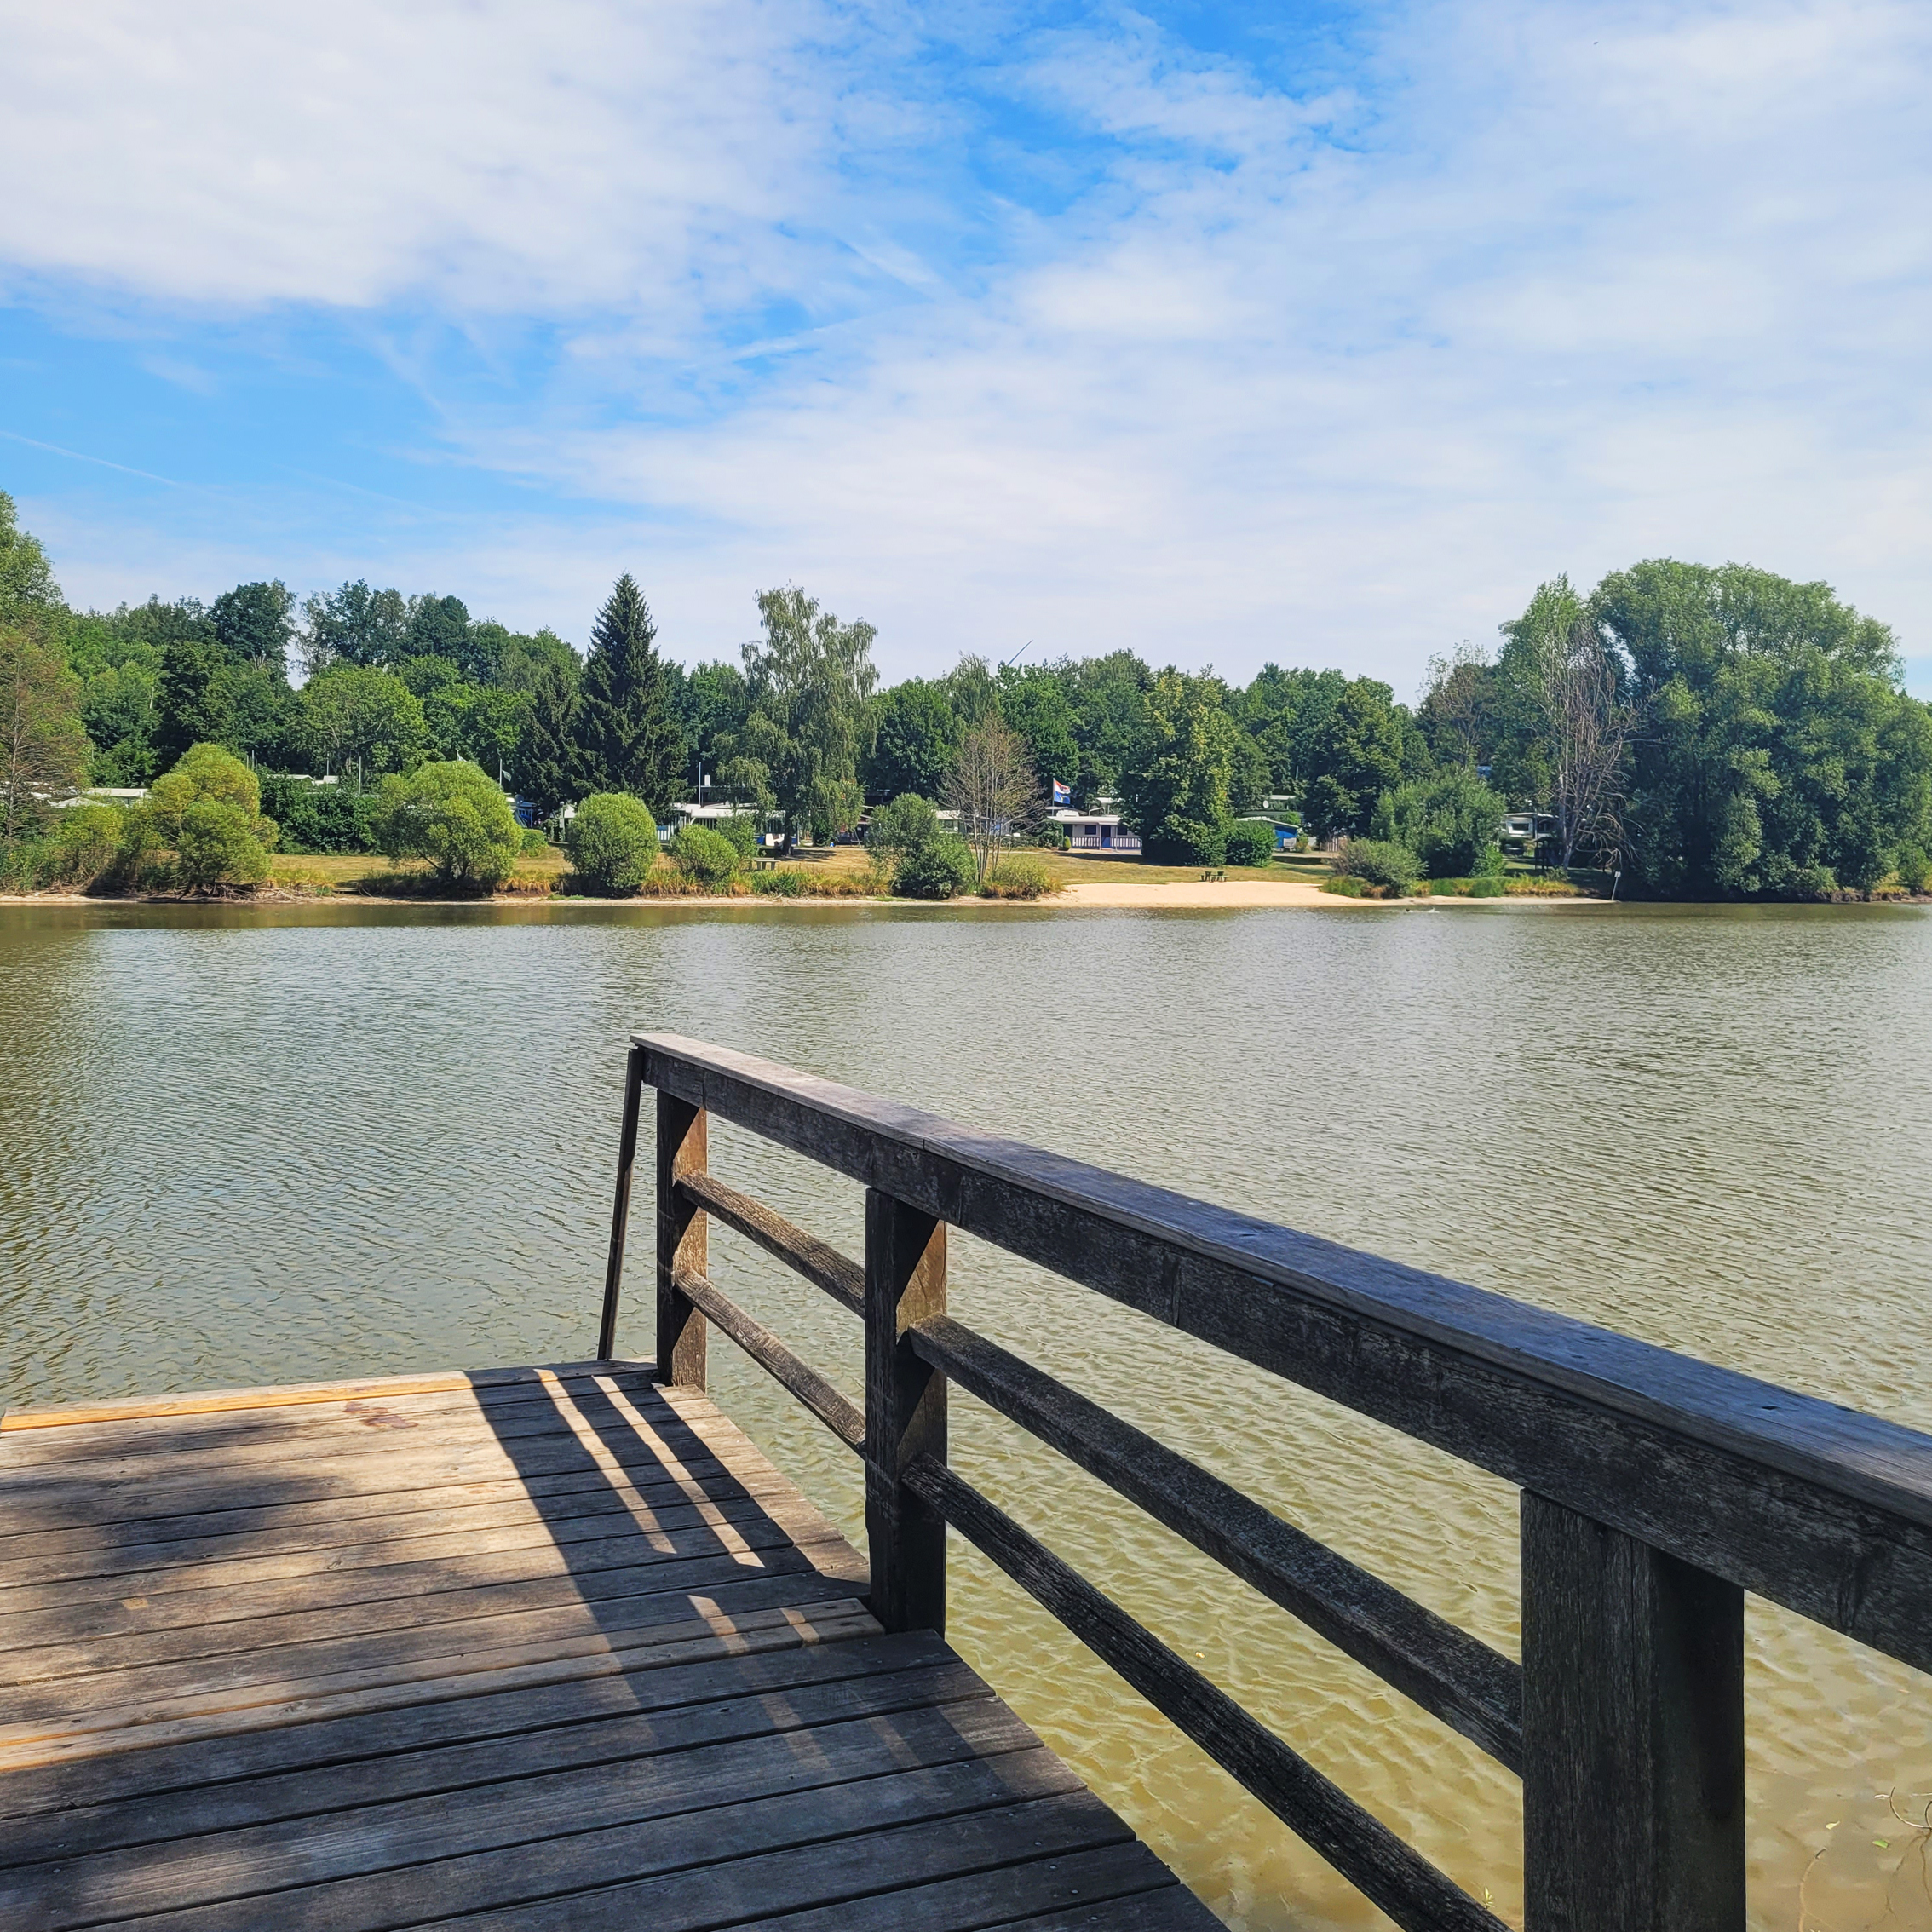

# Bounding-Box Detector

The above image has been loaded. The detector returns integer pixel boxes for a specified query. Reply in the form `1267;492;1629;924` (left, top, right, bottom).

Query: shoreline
0;882;1663;911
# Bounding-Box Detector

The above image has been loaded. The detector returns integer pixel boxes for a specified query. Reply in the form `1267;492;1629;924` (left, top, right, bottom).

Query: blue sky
3;0;1929;696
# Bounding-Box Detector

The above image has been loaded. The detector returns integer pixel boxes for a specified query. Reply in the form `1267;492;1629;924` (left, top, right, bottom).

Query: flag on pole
1051;779;1071;806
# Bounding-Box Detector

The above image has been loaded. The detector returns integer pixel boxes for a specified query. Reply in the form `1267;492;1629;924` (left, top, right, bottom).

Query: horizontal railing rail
599;1030;1932;1932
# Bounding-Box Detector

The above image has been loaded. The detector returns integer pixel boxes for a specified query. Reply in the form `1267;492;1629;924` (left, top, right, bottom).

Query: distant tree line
5;485;1929;899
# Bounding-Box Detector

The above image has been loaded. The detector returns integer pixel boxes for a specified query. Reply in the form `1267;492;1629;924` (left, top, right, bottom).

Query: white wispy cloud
6;0;1929;690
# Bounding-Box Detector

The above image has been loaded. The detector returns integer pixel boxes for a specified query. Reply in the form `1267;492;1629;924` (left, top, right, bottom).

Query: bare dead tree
946;716;1039;883
1528;614;1630;869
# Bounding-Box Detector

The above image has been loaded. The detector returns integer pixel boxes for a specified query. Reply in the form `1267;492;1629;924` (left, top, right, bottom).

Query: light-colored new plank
0;1361;653;1434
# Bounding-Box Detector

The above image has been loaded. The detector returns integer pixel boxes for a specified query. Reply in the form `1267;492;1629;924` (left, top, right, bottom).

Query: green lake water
3;898;1929;1929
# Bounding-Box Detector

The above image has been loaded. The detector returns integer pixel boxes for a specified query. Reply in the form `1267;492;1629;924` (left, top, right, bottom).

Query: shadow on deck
0;1362;1212;1929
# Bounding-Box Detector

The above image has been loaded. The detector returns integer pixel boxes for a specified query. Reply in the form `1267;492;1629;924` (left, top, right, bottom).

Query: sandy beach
1055;877;1377;909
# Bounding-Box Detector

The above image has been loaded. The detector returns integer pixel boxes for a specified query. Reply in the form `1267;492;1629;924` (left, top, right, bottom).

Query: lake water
3;897;1930;1930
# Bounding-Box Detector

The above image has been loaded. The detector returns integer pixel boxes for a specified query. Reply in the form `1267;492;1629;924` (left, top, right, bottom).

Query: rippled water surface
4;898;1931;1929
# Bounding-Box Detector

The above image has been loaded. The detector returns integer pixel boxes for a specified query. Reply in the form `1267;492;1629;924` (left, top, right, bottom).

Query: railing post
654;1090;708;1389
1521;1491;1745;1932
596;1044;647;1361
864;1190;947;1634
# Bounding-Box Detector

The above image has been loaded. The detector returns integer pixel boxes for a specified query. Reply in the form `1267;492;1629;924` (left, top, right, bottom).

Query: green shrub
749;867;807;896
1371;769;1505;878
49;804;124;886
892;837;976;899
866;793;941;859
257;773;382;854
1224;821;1276;868
376;759;521;888
980;854;1057;900
1332;837;1419;894
1893;844;1932;894
567;793;659;894
129;744;279;891
671;823;741;889
716;812;759;860
1143;818;1225;865
177;798;273;889
520;826;549;857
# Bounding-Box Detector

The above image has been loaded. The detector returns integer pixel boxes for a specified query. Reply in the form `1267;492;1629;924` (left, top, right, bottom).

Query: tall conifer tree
572;576;684;816
511;657;581;817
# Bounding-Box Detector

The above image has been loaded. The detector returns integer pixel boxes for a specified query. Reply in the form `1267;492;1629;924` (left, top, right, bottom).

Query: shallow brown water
3;898;1930;1929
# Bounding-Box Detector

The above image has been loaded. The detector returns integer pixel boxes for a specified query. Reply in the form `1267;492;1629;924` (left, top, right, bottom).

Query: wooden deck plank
102;1750;1086;1931
0;1626;952;1824
0;1366;1216;1932
0;1600;881;1770
0;1636;963;1857
0;1558;870;1726
6;1696;1032;1930
0;1361;655;1434
0;1522;854;1676
0;1462;805;1587
730;1840;1199;1931
420;1788;1144;1932
0;1376;655;1464
0;1486;843;1618
0;1435;777;1538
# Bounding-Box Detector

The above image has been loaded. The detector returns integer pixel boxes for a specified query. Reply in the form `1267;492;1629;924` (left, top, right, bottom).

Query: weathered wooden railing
597;1032;1932;1932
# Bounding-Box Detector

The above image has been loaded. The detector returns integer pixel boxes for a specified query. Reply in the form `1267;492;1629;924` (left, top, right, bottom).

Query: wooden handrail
635;1030;1932;1679
604;1032;1932;1931
908;1311;1523;1769
903;1454;1508;1932
676;1170;865;1315
674;1265;865;1452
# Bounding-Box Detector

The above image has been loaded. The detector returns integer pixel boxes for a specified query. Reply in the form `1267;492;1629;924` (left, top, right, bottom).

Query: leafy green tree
670;823;741;888
1239;664;1347;795
1595;561;1931;896
573;576;685;814
510;655;581;816
1415;646;1507;772
302;581;410;673
1371;768;1506;877
139;743;279;889
862;680;957;800
49;802;123;884
677;661;751;791
154;635;235;768
1124;670;1238;864
1301;678;1406;839
66;617;160;784
732;585;877;843
3;615;89;847
377;759;520;888
497;626;581;697
996;666;1078;797
566;792;659;894
942;655;998;730
1060;651;1152;802
0;492;60;619
210;581;295;675
406;594;472;668
299;664;428;787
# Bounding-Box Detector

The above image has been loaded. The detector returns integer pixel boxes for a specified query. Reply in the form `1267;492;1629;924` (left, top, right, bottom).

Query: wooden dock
0;1362;1216;1930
